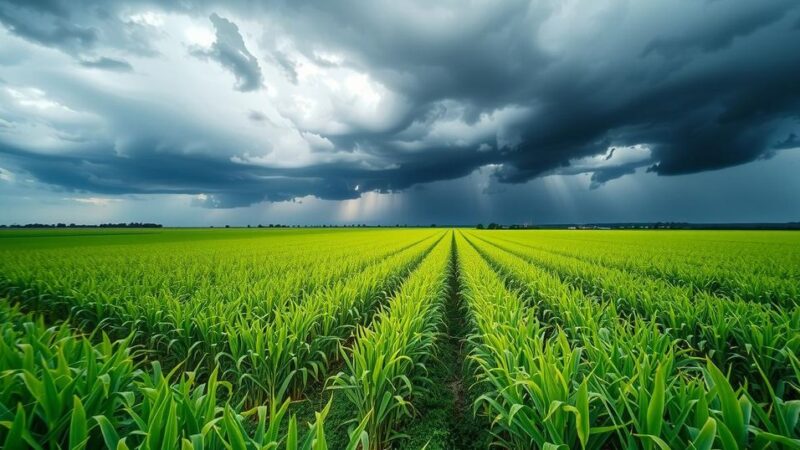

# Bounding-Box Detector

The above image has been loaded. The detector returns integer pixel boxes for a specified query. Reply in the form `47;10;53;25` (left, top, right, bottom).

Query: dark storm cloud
774;133;800;150
0;141;340;206
0;131;495;208
641;4;790;58
1;0;800;209
243;0;800;189
0;3;97;54
0;0;162;58
191;13;263;92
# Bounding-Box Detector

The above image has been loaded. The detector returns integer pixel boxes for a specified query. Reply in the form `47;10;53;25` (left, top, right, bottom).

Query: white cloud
128;11;166;28
7;87;75;112
568;145;652;172
0;167;14;182
66;197;122;206
302;131;336;152
184;25;216;49
277;64;411;136
391;102;532;152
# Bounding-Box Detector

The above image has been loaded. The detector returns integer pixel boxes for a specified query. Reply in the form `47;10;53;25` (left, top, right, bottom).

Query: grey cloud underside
773;133;800;150
0;0;158;57
0;7;96;54
1;0;800;208
79;56;133;71
324;0;800;181
191;13;263;92
272;0;800;181
1;140;490;207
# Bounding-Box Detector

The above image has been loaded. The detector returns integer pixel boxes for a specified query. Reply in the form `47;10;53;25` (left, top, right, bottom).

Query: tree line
0;222;163;228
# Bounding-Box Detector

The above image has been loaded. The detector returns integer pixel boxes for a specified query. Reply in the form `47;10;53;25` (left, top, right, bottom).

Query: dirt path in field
446;233;470;427
400;231;489;450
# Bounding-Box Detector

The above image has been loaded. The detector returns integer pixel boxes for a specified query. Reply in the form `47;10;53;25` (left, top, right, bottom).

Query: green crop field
1;228;798;449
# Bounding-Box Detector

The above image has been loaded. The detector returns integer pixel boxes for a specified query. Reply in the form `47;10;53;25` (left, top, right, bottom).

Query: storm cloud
191;13;263;92
0;0;799;210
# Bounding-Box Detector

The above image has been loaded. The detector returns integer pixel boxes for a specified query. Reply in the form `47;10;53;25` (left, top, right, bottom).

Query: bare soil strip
399;231;490;450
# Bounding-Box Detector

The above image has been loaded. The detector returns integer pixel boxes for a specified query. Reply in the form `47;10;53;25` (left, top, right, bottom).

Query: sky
0;0;799;226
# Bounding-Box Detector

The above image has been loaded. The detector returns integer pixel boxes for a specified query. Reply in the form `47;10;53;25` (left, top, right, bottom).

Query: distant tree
476;223;484;229
225;225;230;228
488;223;499;230
431;223;437;228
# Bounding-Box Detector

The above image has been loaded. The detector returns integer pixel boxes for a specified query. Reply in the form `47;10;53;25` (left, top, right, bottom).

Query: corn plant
463;230;800;448
467;231;800;395
2;227;798;449
330;234;452;449
0;303;371;450
0;310;138;449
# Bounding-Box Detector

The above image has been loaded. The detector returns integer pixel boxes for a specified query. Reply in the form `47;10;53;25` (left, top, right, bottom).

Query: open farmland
1;228;799;449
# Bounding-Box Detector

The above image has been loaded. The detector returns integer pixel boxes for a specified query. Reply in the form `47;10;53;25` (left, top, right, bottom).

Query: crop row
0;230;446;408
0;230;452;449
1;228;797;449
0;230;435;328
331;233;453;449
0;302;369;449
459;230;800;449
457;231;800;448
466;231;800;395
485;230;800;304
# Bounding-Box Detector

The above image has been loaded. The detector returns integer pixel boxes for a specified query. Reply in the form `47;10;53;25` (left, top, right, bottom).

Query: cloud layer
1;0;799;208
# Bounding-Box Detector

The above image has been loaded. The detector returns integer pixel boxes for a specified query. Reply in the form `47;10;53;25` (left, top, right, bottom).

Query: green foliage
331;235;452;449
460;230;800;448
1;228;798;449
0;304;369;450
